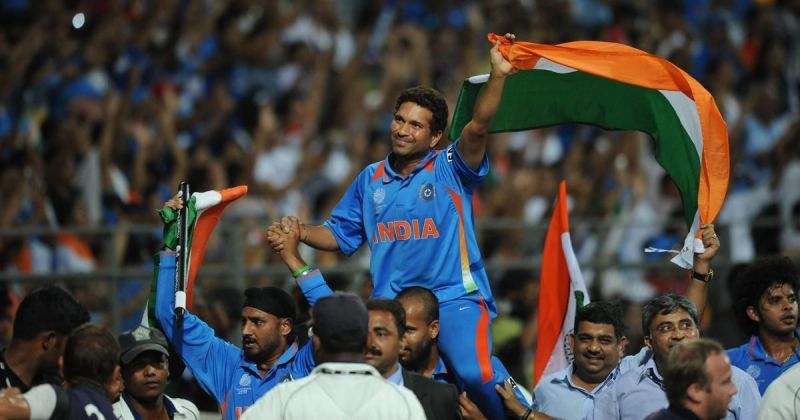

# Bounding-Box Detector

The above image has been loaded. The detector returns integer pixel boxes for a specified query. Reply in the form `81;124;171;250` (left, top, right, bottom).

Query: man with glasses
594;295;761;419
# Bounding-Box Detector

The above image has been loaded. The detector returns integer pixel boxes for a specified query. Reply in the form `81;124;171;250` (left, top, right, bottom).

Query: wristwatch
692;269;714;283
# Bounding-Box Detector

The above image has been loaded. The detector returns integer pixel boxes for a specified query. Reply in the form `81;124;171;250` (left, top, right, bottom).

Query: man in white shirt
758;362;800;419
242;292;425;420
113;326;199;420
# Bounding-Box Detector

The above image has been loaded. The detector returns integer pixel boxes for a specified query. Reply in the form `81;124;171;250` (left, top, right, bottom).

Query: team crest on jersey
746;364;760;380
373;188;386;204
419;183;435;202
239;373;252;387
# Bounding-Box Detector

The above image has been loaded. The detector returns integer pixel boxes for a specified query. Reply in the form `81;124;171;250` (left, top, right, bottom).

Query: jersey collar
382;149;439;182
748;330;800;364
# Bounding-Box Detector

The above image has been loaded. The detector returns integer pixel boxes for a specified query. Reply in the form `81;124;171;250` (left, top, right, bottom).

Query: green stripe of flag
449;70;701;228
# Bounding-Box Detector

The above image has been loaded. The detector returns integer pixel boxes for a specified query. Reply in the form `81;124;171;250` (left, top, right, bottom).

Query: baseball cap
312;292;368;348
118;325;169;365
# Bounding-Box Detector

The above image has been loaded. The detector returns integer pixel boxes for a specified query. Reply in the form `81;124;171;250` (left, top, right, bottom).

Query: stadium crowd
0;0;799;418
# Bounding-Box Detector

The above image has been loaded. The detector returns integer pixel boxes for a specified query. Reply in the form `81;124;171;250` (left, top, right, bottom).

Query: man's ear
280;319;293;337
686;382;705;404
429;131;443;149
644;335;653;351
618;336;629;358
41;331;57;351
746;306;760;323
429;320;440;340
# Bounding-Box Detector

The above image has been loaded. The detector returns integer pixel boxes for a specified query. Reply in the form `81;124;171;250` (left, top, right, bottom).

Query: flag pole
174;182;190;340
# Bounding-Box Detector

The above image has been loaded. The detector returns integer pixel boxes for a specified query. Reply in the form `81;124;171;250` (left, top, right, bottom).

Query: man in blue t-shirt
272;33;524;419
727;256;800;394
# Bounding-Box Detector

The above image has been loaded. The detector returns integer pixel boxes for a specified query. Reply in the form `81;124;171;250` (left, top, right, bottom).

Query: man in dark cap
154;250;315;419
113;325;199;419
242;293;425;419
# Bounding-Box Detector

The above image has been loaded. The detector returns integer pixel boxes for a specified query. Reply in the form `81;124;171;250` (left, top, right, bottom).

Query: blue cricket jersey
324;143;495;314
156;253;315;419
727;331;800;394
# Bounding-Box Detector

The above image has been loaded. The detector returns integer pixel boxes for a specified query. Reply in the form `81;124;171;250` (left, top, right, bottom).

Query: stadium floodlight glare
72;13;85;29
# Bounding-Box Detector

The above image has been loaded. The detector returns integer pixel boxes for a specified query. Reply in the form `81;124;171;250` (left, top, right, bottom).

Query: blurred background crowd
0;0;799;399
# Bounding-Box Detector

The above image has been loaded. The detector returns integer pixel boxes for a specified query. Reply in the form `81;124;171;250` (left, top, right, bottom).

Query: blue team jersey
727;331;800;394
324;143;494;313
155;253;315;419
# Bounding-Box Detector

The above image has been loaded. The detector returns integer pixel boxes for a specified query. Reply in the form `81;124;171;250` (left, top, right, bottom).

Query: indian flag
535;180;589;385
143;185;248;329
450;34;729;268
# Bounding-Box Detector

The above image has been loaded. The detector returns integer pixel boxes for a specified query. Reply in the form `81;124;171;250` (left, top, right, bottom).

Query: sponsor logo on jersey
373;218;440;243
446;146;454;162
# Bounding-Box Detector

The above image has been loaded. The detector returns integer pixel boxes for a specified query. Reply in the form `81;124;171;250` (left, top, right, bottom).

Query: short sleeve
324;171;367;256
448;142;489;191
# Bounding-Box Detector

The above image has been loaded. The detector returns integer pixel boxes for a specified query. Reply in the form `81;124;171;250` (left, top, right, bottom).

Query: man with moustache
366;299;460;420
532;301;635;419
646;339;738;420
727;256;799;394
593;295;761;419
159;195;315;420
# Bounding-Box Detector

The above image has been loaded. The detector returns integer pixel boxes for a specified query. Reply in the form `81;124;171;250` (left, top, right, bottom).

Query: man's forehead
764;283;796;297
576;321;616;336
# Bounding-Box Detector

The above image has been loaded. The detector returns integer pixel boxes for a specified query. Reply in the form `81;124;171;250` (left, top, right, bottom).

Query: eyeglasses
653;319;696;335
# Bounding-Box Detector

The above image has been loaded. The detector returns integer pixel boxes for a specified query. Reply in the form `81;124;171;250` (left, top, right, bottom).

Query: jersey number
84;404;105;420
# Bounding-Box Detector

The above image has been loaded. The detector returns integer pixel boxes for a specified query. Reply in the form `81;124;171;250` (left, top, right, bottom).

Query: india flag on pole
450;34;729;268
143;185;248;328
535;180;589;385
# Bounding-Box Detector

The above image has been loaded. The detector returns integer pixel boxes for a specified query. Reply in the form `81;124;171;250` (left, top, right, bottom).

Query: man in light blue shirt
533;302;647;420
726;256;799;394
593;295;761;420
533;224;722;420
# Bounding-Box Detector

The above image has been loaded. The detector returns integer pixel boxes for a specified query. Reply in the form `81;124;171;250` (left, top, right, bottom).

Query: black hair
642;294;698;337
733;256;800;335
366;299;406;336
394;86;449;135
63;324;120;385
574;301;626;339
396;287;439;324
13;286;90;340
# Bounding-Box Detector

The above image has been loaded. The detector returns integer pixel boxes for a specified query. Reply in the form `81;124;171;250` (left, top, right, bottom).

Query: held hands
490;33;517;79
266;216;302;259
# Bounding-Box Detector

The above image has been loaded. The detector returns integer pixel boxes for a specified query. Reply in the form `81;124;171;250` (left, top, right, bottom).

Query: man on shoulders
242;293;425;419
726;256;799;394
646;339;737;420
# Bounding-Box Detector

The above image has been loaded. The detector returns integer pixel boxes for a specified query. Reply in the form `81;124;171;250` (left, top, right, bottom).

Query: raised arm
686;223;720;321
267;218;334;307
457;33;517;169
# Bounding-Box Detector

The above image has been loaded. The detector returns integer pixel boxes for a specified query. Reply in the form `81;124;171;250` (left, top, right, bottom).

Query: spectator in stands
0;285;89;391
113;325;199;419
366;298;460;420
0;324;121;419
645;339;738;420
241;292;425;419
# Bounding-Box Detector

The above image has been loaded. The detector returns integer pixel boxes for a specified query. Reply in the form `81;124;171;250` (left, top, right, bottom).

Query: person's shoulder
725;339;751;364
166;395;201;417
404;370;457;397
